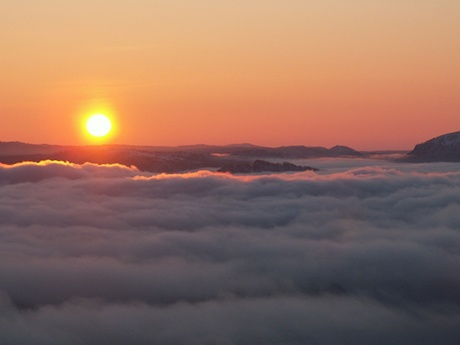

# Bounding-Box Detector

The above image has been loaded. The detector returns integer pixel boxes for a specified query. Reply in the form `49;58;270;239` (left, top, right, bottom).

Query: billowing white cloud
1;159;460;344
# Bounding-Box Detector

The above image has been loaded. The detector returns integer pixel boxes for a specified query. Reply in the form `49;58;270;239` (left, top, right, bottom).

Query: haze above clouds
1;159;460;344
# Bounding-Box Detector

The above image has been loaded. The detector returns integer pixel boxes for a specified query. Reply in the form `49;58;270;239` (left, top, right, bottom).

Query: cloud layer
1;159;460;344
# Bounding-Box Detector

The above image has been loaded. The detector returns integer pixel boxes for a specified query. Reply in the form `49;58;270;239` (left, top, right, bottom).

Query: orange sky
1;1;459;150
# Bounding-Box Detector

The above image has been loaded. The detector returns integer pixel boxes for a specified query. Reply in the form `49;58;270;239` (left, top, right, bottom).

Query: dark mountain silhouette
0;141;64;156
0;141;362;173
406;131;460;162
229;145;362;159
217;160;318;174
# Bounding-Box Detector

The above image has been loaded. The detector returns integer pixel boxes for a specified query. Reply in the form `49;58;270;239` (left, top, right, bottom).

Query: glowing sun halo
86;114;112;137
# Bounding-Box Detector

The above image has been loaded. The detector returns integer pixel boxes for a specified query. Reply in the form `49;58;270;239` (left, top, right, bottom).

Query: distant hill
221;144;362;159
217;160;318;174
0;141;64;156
406;131;460;162
0;141;363;173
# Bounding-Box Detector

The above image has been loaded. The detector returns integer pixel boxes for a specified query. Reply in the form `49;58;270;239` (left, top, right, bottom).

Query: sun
86;114;112;137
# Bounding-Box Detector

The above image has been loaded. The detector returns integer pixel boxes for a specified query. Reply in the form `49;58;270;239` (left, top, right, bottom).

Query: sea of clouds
1;158;460;344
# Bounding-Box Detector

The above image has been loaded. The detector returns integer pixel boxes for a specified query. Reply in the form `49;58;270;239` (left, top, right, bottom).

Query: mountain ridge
0;141;362;173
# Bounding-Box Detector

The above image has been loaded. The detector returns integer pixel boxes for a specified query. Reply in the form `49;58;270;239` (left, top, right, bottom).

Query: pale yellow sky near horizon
1;0;459;149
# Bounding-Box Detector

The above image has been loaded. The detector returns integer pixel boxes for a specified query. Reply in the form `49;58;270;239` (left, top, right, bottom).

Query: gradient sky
1;0;459;150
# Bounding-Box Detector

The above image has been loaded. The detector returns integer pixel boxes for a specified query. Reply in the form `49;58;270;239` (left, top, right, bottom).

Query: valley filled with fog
1;157;459;344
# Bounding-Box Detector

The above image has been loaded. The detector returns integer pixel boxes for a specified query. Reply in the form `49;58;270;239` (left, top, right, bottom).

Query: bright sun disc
86;114;112;137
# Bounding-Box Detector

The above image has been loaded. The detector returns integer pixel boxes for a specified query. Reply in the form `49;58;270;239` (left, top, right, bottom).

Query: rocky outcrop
406;131;460;162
